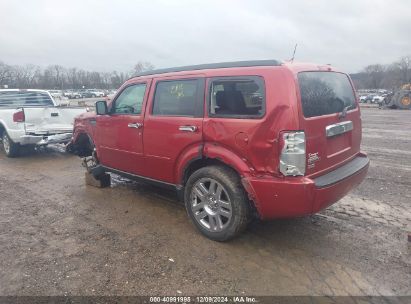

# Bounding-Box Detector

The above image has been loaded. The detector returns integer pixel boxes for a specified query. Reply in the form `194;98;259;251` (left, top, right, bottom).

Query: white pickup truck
0;89;88;157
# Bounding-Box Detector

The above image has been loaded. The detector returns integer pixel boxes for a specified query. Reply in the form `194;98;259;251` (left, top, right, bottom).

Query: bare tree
0;61;12;86
132;61;154;75
16;64;41;88
50;65;66;89
66;67;79;89
362;64;386;89
393;56;411;84
0;59;147;90
11;65;27;88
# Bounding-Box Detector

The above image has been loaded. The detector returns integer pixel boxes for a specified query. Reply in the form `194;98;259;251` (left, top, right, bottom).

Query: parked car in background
69;60;369;241
88;89;105;98
48;90;64;98
0;89;87;157
78;90;92;98
54;96;70;107
78;89;104;98
372;95;385;104
366;94;376;103
64;90;83;99
48;90;70;106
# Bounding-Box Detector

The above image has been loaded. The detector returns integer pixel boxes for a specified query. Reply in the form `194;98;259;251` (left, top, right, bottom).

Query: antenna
290;43;298;62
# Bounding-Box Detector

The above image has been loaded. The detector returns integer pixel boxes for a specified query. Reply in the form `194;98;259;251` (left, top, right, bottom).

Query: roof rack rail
131;59;282;78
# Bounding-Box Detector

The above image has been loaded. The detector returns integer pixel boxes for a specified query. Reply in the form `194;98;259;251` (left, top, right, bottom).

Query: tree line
0;61;154;90
350;55;411;90
1;56;410;91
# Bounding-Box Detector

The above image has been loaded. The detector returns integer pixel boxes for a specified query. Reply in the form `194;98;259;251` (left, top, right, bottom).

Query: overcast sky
0;0;409;73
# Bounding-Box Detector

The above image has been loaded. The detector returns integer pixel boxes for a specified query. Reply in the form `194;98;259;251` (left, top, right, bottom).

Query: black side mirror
95;100;108;115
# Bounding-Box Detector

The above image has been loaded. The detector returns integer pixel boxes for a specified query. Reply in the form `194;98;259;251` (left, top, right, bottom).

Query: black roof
132;59;282;78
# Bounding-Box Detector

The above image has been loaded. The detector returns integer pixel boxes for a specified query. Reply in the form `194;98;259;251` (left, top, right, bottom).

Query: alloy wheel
190;178;233;232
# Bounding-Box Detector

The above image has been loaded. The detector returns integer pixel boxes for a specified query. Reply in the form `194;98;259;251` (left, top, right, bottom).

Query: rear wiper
338;105;351;119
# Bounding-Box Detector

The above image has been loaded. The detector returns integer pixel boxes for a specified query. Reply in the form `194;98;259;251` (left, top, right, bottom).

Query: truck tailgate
23;107;87;134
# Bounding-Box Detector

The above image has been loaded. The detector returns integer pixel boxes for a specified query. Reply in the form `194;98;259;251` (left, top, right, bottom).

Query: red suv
70;60;369;241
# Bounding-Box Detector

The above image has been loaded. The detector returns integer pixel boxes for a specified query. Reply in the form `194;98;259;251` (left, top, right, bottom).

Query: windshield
0;91;54;107
298;72;356;118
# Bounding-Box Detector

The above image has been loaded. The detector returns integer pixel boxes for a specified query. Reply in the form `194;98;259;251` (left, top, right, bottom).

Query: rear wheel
2;132;20;157
184;166;250;241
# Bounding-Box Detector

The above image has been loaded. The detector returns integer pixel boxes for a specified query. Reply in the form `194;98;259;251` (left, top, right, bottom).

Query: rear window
0;91;54;107
298;72;356;118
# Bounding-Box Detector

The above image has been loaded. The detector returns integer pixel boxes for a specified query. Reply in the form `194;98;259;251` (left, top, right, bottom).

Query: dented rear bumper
19;133;72;146
243;153;370;220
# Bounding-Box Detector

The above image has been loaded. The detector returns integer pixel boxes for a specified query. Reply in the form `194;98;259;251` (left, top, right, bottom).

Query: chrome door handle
128;122;143;129
179;125;198;132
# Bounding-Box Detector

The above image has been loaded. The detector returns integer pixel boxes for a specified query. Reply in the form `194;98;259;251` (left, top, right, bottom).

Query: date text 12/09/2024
149;296;258;303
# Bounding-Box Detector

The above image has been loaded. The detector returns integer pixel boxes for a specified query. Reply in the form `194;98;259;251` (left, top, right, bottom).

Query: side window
209;76;265;118
152;79;201;116
112;83;147;114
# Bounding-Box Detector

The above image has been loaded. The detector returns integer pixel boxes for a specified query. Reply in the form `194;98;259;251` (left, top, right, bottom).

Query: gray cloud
0;0;409;73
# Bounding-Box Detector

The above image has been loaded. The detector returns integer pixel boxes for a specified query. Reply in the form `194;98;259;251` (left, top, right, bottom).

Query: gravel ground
0;107;409;296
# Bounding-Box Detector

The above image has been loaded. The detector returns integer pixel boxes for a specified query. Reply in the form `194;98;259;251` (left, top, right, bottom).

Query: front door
96;81;150;174
142;76;205;183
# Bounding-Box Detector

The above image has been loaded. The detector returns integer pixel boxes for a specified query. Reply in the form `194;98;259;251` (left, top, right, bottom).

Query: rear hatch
297;71;361;177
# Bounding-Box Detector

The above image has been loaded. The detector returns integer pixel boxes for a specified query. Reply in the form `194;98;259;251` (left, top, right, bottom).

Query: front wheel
184;166;250;241
2;132;20;157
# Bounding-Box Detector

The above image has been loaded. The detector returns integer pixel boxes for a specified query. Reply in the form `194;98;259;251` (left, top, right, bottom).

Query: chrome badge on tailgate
325;121;353;138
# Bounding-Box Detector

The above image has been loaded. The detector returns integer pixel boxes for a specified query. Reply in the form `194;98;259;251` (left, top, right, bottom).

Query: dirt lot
0;107;410;296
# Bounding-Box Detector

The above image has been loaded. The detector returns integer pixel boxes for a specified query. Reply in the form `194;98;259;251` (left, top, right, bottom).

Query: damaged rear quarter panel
202;68;299;177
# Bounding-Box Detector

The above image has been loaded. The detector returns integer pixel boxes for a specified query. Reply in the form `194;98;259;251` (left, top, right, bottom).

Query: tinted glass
298;72;356;118
153;80;198;116
209;76;265;118
0;91;54;107
113;84;146;114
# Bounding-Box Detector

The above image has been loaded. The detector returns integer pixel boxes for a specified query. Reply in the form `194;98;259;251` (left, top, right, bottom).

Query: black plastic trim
131;60;281;78
314;156;369;188
91;165;177;190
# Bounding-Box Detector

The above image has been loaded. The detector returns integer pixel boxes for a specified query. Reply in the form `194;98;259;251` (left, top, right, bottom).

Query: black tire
65;142;74;153
81;139;101;176
184;165;250;241
2;132;20;157
396;92;411;110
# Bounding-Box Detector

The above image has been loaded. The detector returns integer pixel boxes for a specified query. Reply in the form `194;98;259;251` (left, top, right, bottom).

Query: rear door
95;81;150;174
142;76;205;183
297;71;361;177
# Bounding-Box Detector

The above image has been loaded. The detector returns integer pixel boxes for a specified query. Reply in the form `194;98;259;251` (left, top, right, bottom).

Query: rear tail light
13;109;25;122
279;131;306;176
